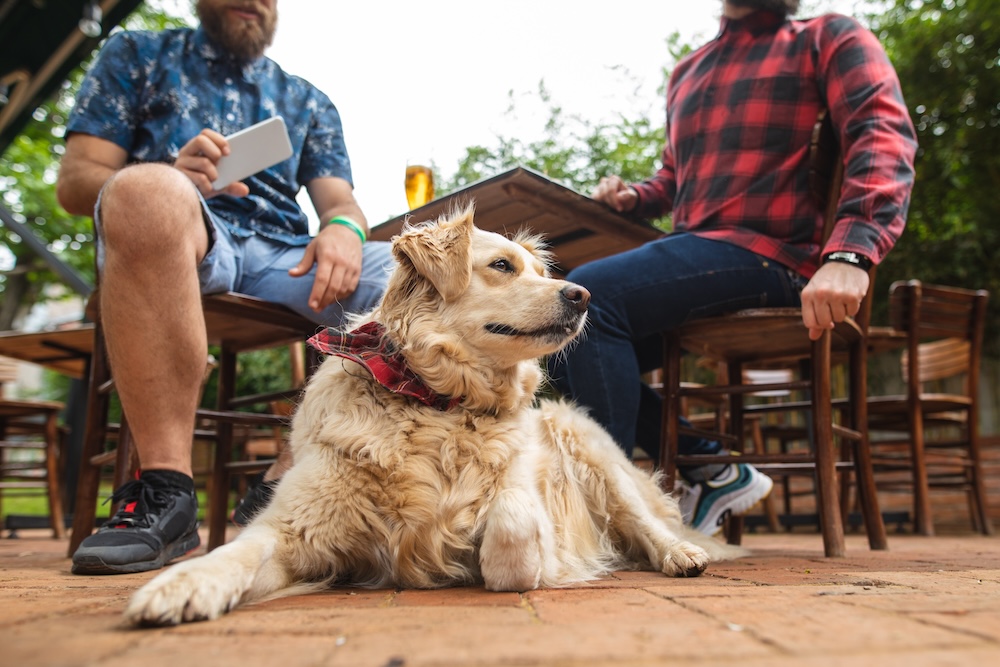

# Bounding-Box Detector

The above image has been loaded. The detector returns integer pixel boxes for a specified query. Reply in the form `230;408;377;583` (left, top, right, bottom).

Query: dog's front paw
124;561;242;626
481;489;554;591
661;541;710;578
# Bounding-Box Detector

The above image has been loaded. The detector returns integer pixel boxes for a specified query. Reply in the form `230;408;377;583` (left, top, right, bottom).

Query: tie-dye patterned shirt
66;26;351;246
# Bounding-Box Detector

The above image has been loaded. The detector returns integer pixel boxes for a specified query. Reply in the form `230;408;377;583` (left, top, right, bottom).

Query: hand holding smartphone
212;116;293;190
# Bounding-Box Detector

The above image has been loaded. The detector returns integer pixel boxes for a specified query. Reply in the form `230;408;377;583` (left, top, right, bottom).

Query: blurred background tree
865;0;1000;349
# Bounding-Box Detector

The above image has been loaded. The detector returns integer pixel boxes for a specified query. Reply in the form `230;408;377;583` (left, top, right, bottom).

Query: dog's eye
490;258;515;273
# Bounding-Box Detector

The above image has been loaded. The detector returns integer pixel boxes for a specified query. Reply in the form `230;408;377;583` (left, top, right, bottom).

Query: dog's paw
481;489;553;592
481;523;544;591
661;541;710;578
124;562;241;627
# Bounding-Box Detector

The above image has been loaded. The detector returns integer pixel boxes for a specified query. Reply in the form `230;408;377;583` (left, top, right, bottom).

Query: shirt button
225;78;233;85
226;113;235;121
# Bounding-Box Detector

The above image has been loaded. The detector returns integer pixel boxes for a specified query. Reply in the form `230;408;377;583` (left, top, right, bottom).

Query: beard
196;0;277;61
727;0;800;16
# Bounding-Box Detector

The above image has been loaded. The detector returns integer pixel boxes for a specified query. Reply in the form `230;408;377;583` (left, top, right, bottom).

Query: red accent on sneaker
113;501;139;528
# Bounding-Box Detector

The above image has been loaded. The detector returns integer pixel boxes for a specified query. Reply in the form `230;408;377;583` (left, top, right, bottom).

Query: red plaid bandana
307;321;462;411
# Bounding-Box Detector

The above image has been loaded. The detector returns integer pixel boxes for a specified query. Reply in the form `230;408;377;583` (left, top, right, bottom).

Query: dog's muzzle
484;282;590;340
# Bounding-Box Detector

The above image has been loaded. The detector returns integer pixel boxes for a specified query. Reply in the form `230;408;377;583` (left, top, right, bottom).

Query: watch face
824;252;871;270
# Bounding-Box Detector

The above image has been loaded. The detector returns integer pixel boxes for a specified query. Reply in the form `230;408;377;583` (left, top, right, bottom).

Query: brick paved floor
2;527;999;667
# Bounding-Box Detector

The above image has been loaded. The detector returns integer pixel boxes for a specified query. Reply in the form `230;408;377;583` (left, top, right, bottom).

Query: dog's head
374;205;589;413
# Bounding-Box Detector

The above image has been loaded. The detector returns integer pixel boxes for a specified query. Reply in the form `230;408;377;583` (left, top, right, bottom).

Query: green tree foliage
867;0;1000;350
0;87;88;330
445;82;666;196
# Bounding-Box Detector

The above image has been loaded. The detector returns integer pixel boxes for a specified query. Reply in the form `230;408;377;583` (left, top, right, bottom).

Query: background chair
0;356;65;538
658;110;888;557
68;292;319;557
867;280;992;536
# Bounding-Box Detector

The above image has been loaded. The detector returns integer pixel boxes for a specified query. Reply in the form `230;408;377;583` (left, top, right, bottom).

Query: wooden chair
658;111;888;557
671;364;791;532
867;280;992;536
0;356;66;538
68;292;319;557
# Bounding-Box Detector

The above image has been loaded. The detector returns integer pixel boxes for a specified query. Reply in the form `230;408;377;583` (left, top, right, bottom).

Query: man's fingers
308;267;331;312
311;265;358;312
288;244;315;278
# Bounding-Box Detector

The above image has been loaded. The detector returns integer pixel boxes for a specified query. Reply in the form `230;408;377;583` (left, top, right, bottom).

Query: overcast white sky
183;1;865;227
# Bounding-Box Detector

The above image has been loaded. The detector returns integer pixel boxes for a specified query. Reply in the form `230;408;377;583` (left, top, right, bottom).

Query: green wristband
328;215;366;244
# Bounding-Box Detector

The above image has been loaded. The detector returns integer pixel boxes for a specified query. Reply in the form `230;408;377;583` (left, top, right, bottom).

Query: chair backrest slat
889;279;989;393
901;337;970;384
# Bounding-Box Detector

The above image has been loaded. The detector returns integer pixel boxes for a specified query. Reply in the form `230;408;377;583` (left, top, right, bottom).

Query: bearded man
58;0;395;574
549;0;917;534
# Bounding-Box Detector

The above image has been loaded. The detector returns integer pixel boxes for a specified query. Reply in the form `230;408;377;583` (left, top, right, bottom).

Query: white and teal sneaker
675;464;774;536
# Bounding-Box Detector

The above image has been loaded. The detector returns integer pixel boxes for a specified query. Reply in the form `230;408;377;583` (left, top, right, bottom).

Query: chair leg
42;411;66;539
208;346;237;551
811;334;845;558
907;409;934;536
848;342;887;550
966;427;994;536
68;330;112;557
724;515;745;545
659;332;683;491
761;496;781;533
750;423;782;533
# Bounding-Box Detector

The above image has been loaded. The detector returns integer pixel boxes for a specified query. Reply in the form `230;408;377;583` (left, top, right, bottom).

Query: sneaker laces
104;478;177;529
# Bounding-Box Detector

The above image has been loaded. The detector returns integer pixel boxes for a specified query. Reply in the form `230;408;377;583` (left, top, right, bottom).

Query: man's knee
100;164;204;254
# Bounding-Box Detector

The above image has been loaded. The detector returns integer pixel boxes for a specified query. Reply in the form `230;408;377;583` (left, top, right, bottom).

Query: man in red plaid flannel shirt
549;0;917;535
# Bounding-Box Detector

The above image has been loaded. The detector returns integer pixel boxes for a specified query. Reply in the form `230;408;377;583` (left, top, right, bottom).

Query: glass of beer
405;164;435;210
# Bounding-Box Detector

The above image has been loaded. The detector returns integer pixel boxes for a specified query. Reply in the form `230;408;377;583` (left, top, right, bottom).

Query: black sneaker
71;471;200;575
231;473;280;527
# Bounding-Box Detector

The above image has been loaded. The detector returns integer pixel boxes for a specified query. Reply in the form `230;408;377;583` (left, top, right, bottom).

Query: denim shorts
94;190;395;328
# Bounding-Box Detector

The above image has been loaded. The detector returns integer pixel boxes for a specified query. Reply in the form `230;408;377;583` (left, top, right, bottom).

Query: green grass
2;483;220;522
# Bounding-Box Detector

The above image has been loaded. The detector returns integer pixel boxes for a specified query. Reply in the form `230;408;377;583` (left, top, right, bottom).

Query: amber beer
405;165;435;209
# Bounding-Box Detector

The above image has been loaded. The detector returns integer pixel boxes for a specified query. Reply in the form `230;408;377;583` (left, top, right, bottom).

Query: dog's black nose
561;284;591;313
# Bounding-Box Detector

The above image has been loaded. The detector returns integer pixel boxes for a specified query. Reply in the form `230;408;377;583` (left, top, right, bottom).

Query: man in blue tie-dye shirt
57;0;395;575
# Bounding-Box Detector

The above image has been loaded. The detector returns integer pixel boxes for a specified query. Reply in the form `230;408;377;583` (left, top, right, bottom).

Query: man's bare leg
99;164;211;475
72;163;211;575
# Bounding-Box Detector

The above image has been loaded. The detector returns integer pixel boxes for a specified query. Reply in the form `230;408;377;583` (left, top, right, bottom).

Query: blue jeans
547;233;804;471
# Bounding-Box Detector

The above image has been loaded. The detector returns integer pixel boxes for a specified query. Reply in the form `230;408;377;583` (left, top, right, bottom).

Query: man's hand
800;261;871;340
173;129;250;199
288;223;363;312
591;175;638;213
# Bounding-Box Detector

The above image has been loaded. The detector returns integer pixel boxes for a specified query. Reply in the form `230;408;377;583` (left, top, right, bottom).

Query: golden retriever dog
125;206;743;626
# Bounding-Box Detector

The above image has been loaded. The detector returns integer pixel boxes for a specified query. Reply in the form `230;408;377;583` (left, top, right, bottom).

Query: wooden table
370;167;663;276
0;324;95;380
0;293;318;385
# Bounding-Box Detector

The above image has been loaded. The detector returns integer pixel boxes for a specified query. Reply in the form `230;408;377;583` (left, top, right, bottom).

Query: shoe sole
694;472;774;536
71;529;202;576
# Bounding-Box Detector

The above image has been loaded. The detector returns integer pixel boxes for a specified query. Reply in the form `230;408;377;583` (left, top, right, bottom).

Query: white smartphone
212;116;293;190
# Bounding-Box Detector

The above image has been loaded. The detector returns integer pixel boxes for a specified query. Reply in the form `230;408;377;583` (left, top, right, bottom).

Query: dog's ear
392;205;474;301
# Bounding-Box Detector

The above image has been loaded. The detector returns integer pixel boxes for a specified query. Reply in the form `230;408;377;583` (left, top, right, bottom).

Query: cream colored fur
125;206;744;627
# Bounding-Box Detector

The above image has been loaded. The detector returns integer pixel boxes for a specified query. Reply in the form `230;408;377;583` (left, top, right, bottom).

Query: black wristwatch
822;251;873;272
